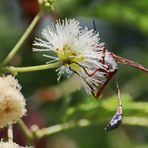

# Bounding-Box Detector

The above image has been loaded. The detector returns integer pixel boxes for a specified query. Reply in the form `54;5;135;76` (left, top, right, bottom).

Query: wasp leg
105;74;122;131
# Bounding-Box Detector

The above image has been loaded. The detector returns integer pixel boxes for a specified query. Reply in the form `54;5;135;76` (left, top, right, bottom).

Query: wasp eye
99;59;102;62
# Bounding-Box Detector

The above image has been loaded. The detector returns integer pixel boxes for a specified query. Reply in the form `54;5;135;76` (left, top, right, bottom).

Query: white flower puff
0;75;26;128
33;19;118;97
0;141;33;148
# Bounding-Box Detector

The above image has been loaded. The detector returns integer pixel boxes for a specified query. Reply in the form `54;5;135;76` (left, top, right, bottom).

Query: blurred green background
0;0;148;148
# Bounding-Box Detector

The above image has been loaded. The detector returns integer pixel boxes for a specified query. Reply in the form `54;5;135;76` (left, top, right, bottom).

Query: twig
18;119;34;140
8;124;13;142
1;12;42;66
0;62;61;74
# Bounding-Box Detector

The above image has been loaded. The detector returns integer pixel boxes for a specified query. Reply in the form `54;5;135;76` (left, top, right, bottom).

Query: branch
32;119;91;139
1;12;42;66
0;62;61;74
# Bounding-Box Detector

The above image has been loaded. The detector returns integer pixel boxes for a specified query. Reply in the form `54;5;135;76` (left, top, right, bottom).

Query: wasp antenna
105;73;122;131
93;20;97;31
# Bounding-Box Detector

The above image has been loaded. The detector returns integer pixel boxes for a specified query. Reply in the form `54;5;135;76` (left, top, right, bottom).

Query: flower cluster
0;75;26;128
33;19;118;97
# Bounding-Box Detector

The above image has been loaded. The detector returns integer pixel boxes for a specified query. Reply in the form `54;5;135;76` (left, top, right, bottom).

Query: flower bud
38;0;55;11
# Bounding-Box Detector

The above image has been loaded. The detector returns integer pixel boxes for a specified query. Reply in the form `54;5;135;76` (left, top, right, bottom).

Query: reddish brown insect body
75;45;148;131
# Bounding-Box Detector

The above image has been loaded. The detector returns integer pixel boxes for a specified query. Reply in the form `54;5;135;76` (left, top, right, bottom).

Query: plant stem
34;119;90;139
1;12;42;66
18;119;34;140
8;124;13;142
1;62;61;74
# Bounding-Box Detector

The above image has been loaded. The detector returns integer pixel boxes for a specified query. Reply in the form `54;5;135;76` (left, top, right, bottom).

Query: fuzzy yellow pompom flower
0;75;26;128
